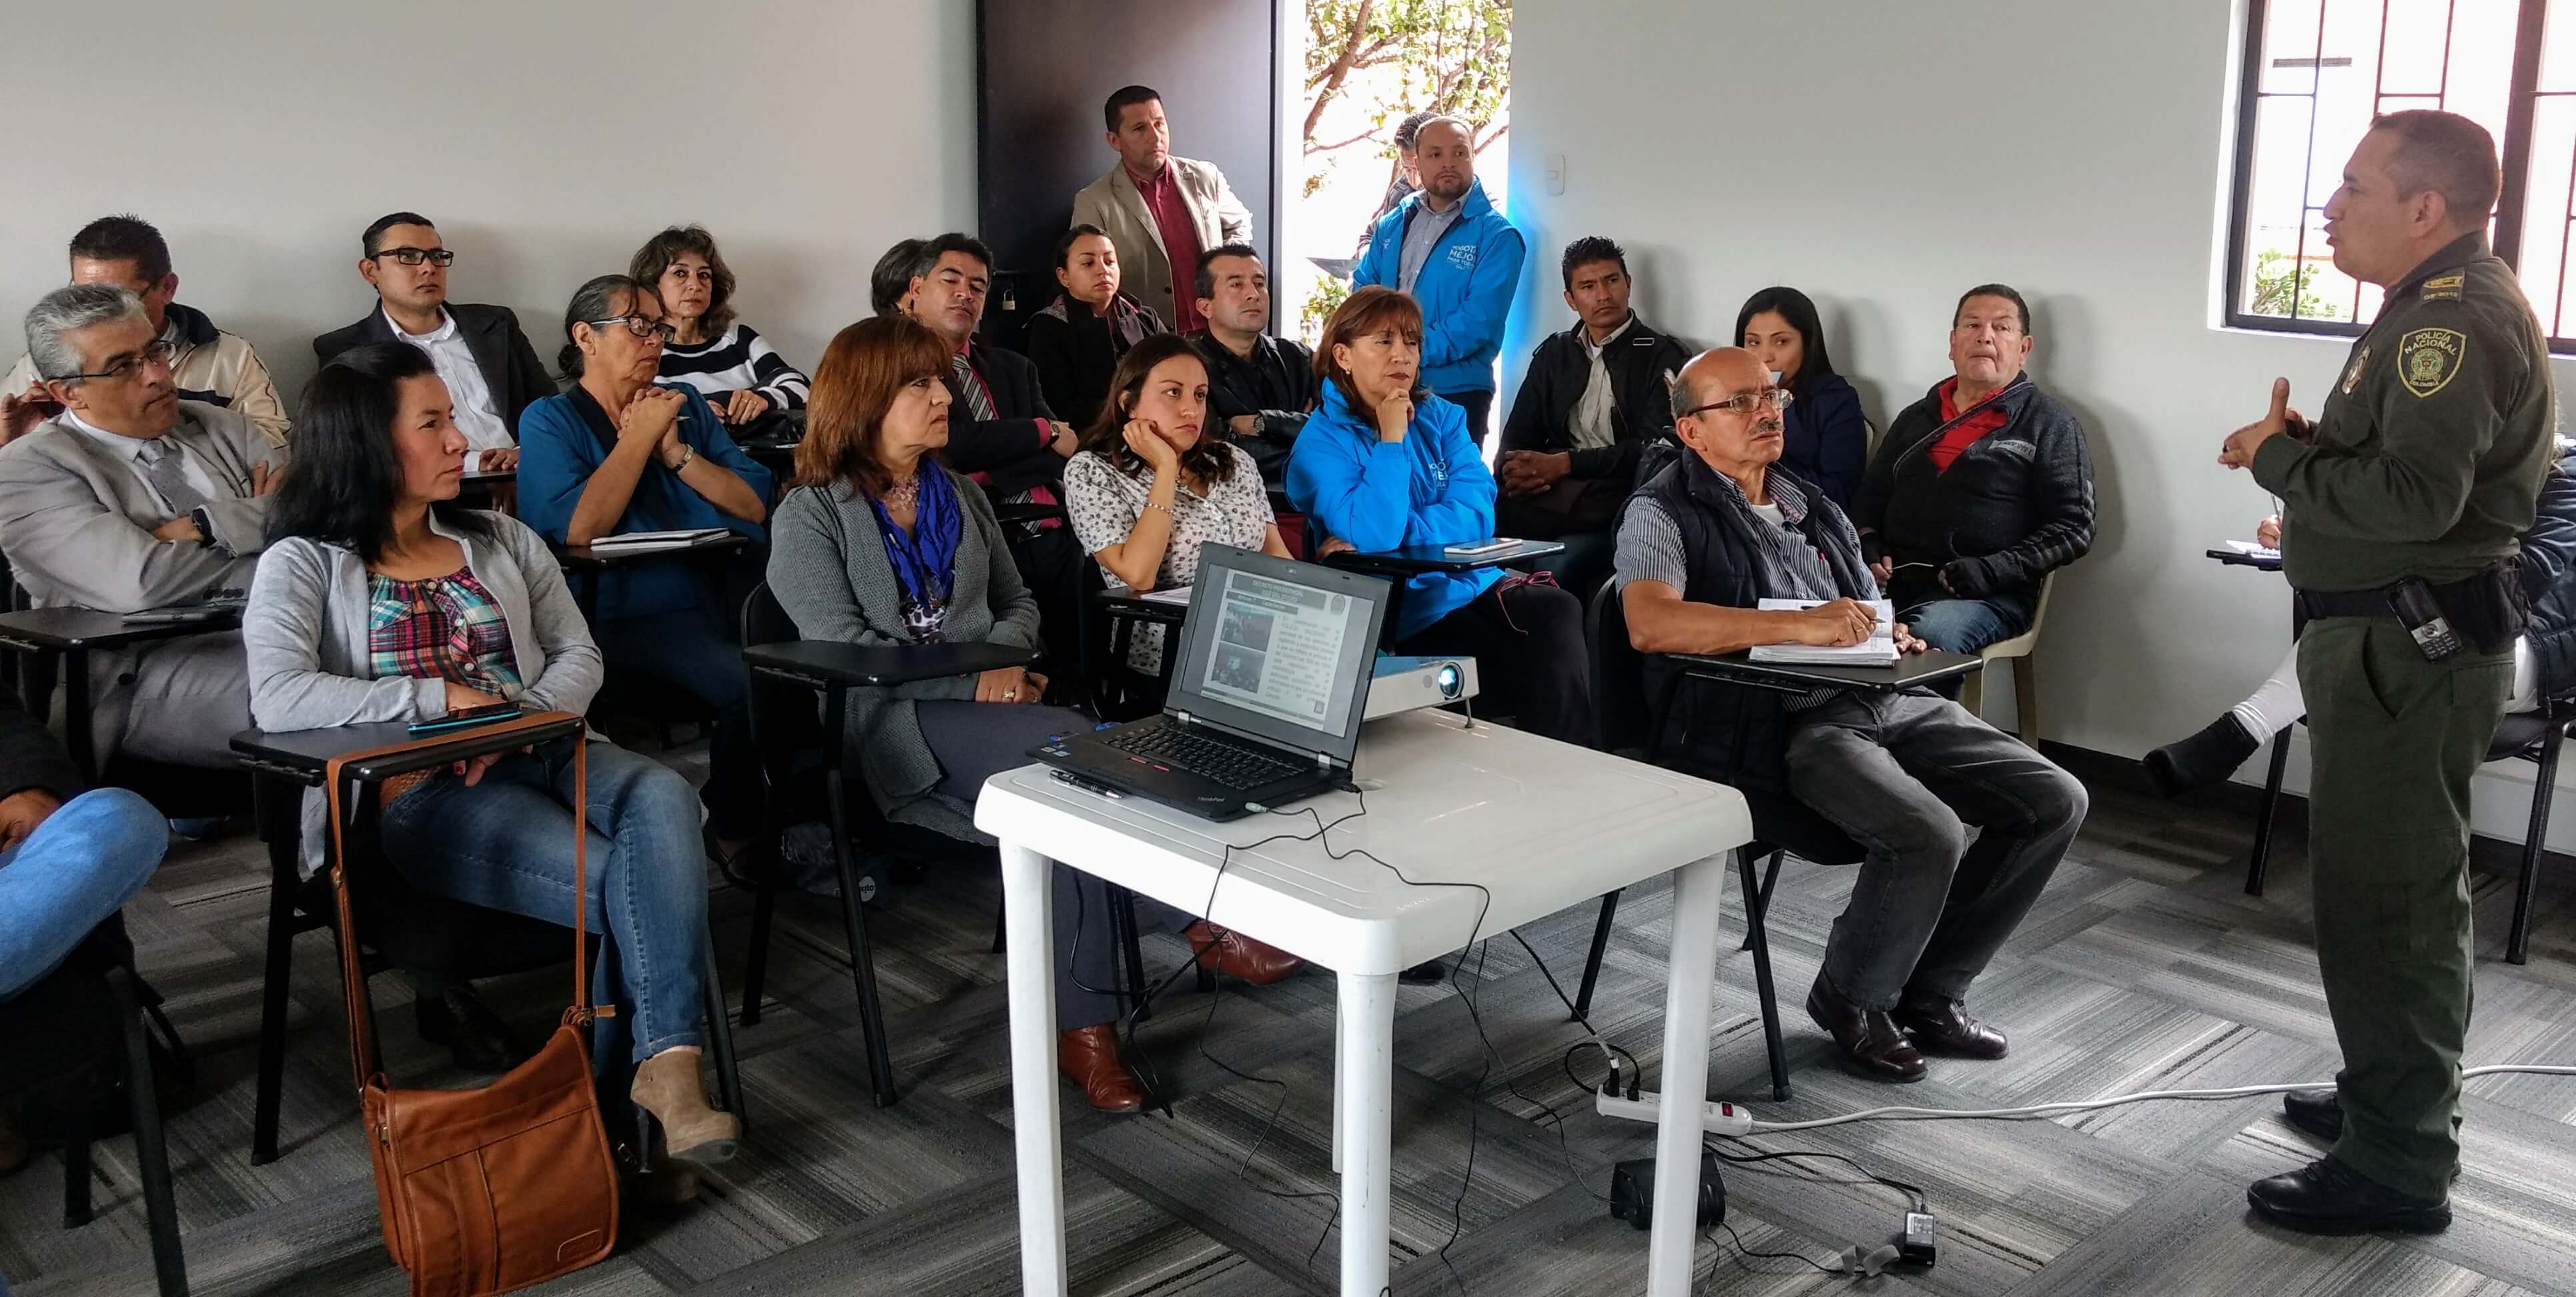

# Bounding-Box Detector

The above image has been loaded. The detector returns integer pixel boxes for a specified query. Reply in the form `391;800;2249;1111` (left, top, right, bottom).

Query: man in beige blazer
0;284;285;767
1070;84;1253;335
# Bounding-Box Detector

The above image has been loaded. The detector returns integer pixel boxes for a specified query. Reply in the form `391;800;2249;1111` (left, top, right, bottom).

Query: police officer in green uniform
2221;109;2553;1234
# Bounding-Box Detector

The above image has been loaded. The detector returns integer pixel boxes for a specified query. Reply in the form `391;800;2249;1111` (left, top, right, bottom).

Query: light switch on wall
1545;152;1567;195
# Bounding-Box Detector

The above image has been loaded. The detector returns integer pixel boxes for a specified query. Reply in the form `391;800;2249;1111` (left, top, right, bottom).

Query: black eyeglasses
586;316;677;344
51;338;177;384
1679;388;1793;419
371;247;455;267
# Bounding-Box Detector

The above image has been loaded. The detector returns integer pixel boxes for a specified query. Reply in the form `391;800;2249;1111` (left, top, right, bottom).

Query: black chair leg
701;926;747;1131
2510;726;2561;966
2246;727;2294;896
825;760;898;1107
1108;887;1154;1023
1573;889;1621;1021
61;1102;93;1228
1739;850;1783;953
252;839;299;1165
990;895;1008;955
112;967;189;1296
1737;849;1791;1104
739;863;777;1029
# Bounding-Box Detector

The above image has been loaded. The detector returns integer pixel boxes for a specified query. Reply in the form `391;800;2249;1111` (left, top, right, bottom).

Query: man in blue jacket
1352;115;1525;440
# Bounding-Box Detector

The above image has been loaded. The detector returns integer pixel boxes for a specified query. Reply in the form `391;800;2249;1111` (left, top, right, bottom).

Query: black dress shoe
2144;715;2262;798
2282;1089;2342;1142
2246;1156;2451;1235
1891;993;2009;1059
1805;973;1925;1083
415;987;532;1073
1400;960;1448;984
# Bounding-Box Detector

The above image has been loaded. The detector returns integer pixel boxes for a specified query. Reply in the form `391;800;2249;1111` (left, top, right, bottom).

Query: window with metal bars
2224;0;2576;350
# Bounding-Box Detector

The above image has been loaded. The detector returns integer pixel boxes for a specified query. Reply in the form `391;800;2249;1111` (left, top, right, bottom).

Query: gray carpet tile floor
9;733;2576;1296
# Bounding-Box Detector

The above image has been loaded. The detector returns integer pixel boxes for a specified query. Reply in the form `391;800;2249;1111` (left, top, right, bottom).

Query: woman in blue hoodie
1286;286;1592;743
1738;286;1870;508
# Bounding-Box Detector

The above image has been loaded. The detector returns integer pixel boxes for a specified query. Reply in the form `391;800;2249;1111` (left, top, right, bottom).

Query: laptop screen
1167;544;1388;763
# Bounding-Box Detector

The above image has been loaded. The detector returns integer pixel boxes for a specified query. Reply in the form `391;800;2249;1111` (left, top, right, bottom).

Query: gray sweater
246;510;604;873
765;469;1041;837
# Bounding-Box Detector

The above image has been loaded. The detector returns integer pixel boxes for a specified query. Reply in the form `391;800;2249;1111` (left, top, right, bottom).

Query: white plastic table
975;709;1749;1296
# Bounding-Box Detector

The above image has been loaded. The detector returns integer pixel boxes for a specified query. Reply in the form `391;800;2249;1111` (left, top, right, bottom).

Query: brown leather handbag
324;715;620;1297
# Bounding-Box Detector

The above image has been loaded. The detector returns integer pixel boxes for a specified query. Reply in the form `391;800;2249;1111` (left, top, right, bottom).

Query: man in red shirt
1851;285;2096;654
1071;85;1254;336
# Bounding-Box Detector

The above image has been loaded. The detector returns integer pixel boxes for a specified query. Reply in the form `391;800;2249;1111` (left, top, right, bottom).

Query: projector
1365;655;1478;720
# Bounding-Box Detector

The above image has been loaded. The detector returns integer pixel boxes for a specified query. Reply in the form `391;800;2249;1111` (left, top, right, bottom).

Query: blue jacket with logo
1352;177;1526;396
1286;382;1500;640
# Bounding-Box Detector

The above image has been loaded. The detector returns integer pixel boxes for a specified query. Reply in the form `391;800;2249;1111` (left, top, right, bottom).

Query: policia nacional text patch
2398;328;2466;398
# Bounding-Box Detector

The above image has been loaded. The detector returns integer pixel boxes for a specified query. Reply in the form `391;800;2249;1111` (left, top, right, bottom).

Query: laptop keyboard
1102;721;1308;791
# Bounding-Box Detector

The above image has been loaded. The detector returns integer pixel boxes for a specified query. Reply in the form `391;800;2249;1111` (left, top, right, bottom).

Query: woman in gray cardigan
245;344;737;1169
770;318;1300;1115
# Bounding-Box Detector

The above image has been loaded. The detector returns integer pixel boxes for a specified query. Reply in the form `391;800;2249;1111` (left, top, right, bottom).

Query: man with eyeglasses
3;214;291;449
0;284;285;769
1615;346;2086;1084
1850;284;2095;653
312;212;550;472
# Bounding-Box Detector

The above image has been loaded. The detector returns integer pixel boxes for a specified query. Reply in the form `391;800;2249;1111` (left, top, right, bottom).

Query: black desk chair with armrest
232;715;745;1165
1324;540;1567;650
0;917;187;1296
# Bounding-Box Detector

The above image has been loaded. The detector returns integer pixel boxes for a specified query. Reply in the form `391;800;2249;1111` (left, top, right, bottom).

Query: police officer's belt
2292;562;2526;653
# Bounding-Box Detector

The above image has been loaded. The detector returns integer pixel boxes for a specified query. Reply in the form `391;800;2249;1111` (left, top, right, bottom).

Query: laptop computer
1033;544;1389;820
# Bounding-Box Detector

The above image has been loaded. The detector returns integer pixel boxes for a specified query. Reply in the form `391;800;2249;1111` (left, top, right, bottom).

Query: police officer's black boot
2282;1089;2342;1141
2144;714;2262;797
2247;1156;2451;1235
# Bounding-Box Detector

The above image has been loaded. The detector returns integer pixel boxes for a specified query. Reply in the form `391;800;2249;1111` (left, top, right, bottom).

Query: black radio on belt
2387;578;2463;662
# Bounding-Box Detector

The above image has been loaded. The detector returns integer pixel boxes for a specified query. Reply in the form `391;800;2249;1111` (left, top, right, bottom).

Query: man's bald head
1669;348;1771;419
1670;347;1787;477
1414;115;1476;205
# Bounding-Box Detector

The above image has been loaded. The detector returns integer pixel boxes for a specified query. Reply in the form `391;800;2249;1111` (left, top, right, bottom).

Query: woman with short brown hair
630;224;810;426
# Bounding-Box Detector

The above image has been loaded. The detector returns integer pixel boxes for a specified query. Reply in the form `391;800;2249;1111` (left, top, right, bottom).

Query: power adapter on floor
1607;1152;1723;1230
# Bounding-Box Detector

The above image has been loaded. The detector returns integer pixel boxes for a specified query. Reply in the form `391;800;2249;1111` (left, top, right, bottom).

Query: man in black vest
1615;348;2088;1082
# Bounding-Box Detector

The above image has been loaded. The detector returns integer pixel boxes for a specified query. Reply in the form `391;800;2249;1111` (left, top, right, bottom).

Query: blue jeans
0;788;165;999
378;741;709;1061
1899;598;2026;654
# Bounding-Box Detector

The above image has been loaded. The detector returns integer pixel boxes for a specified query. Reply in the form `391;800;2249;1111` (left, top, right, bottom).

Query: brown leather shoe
1892;993;2008;1059
1186;921;1303;986
1805;972;1926;1083
1058;1025;1146;1113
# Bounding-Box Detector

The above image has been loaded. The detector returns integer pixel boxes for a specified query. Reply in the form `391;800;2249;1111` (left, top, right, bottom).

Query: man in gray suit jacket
1070;85;1253;335
0;284;284;767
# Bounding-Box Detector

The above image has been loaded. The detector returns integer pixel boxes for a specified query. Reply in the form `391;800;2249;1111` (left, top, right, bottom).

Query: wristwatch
669;445;697;474
190;506;218;550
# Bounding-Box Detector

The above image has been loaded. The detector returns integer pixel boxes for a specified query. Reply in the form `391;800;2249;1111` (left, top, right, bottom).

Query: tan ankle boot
630;1049;740;1165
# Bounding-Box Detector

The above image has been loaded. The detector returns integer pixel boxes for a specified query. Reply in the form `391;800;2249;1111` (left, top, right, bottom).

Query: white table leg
1331;1002;1346;1174
1001;843;1069;1297
1648;853;1727;1296
1338;970;1398;1296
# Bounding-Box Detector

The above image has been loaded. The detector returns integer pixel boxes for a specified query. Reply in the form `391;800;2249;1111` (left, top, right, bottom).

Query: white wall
1506;0;2576;845
0;0;975;406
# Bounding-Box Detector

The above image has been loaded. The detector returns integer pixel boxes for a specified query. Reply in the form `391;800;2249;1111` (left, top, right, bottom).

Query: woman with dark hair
1063;333;1290;677
767;317;1296;1114
516;274;773;865
1286;286;1594;744
1737;286;1870;507
1023;224;1166;425
247;342;738;1168
870;238;930;318
630;225;811;425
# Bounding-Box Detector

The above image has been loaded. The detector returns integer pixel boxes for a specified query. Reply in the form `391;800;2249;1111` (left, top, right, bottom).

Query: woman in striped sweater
630;225;811;427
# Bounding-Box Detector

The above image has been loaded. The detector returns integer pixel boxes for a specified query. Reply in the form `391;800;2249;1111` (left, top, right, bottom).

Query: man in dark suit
905;232;1086;669
311;213;549;472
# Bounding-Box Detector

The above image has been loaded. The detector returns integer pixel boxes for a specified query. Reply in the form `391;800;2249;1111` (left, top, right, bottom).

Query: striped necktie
951;353;997;422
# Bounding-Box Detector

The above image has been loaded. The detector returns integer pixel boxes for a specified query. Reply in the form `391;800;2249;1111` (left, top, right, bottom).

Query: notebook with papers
1747;598;1901;665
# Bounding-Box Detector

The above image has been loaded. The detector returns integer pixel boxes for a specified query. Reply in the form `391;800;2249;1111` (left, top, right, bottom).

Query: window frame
2222;0;2558;348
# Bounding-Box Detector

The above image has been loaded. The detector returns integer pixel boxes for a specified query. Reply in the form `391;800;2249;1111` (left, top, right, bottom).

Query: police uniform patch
2421;273;2464;302
2342;345;2369;395
2398;328;2466;398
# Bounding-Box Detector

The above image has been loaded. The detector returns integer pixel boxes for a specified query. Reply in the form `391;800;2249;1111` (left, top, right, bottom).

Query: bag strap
324;712;589;1094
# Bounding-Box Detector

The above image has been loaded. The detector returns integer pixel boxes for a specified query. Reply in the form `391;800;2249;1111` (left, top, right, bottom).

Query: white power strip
1597;1063;2576;1135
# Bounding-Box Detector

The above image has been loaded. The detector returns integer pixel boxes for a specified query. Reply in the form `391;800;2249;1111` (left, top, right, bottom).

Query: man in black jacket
1851;284;2094;652
312;213;550;472
1498;237;1691;596
905;232;1085;667
1186;244;1314;482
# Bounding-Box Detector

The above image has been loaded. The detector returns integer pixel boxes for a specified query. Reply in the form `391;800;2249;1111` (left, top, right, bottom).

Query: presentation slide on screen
1196;569;1353;729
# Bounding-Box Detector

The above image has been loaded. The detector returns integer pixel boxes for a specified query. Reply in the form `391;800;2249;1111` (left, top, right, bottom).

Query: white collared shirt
1571;314;1637;453
384;306;515;457
59;408;216;510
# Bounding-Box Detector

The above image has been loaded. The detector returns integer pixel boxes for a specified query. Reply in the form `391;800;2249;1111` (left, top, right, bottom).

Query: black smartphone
2386;578;2462;662
406;701;522;737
